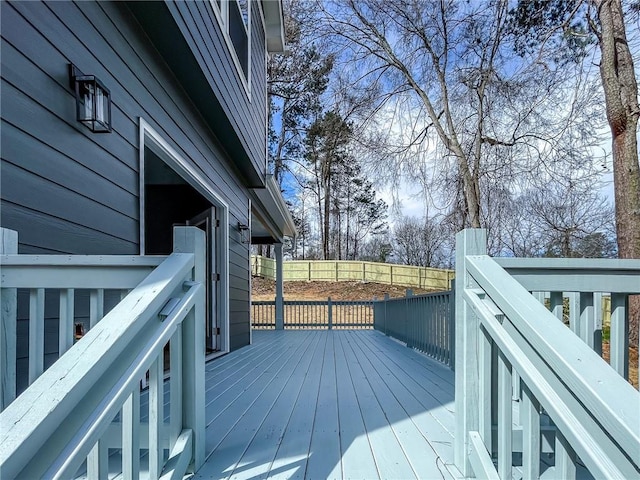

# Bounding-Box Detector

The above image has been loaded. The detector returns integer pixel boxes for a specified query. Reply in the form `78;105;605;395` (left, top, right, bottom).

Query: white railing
0;251;165;409
0;227;206;479
454;229;640;480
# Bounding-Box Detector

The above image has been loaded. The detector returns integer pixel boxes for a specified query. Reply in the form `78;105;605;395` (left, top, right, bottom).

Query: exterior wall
168;1;268;182
0;1;260;351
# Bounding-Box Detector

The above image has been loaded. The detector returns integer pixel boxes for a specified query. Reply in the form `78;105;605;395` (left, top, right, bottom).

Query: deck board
194;330;463;480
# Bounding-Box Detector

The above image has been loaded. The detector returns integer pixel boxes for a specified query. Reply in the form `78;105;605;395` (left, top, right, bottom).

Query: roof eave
262;0;286;53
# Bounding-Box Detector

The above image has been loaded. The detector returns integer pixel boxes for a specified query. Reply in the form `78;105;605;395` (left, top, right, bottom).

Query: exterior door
187;208;219;352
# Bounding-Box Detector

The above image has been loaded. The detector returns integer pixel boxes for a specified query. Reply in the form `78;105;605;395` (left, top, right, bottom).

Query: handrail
495;257;640;293
454;229;640;480
0;226;206;479
467;255;639;477
1;254;167;408
1;254;165;288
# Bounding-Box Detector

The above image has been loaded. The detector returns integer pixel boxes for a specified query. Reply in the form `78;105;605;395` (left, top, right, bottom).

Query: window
229;0;249;77
211;0;251;93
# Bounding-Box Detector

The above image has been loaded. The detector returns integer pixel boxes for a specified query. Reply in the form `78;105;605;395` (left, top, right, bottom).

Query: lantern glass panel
72;69;111;133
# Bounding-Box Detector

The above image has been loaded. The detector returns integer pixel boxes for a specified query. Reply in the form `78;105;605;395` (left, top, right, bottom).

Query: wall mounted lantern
238;223;250;244
69;64;112;133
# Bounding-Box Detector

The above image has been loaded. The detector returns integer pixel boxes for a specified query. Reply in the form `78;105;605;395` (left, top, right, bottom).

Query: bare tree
317;0;603;230
393;216;450;267
510;0;640;341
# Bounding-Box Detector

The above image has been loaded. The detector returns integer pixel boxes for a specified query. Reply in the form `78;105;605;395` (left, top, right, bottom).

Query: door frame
138;118;230;356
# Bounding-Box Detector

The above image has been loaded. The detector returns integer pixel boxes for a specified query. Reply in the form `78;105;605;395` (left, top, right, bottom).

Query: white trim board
139;118;231;356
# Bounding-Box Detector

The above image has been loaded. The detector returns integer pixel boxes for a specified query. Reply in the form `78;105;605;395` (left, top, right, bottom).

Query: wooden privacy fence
252;299;374;329
252;255;454;291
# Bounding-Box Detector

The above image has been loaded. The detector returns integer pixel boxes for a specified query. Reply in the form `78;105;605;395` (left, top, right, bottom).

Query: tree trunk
595;0;640;343
323;189;330;259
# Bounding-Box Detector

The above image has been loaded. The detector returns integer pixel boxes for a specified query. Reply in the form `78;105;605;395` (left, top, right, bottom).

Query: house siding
168;0;268;183
1;0;259;354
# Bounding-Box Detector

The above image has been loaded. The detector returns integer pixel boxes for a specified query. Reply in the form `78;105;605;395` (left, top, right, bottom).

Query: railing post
454;228;486;477
328;297;333;330
1;228;18;411
173;226;206;471
275;243;284;330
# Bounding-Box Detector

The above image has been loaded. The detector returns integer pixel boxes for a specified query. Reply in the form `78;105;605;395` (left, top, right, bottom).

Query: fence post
1;228;18;412
275;243;284;330
328;297;333;330
454;228;486;477
173;226;206;470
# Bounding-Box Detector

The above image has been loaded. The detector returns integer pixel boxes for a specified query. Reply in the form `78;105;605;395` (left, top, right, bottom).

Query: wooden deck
194;329;462;480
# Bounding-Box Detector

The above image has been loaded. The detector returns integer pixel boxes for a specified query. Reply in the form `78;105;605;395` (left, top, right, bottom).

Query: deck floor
194;329;462;480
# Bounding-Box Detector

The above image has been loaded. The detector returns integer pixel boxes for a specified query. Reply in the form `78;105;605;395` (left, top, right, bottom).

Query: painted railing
455;229;640;480
0;241;165;407
0;227;206;479
252;298;374;329
374;290;455;368
252;255;454;290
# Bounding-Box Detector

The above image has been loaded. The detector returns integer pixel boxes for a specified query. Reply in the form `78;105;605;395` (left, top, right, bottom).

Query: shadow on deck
194;330;462;480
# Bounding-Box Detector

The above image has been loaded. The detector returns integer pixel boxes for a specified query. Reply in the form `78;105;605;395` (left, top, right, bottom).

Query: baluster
424;297;428;353
579;292;595;349
434;296;438;356
568;292;580;334
170;326;183;447
28;288;45;384
59;289;75;356
522;384;541;479
609;293;629;379
549;292;563;322
87;439;108;480
479;326;493;455
122;388;140;479
149;354;164;479
594;292;603;355
430;296;435;356
555;430;576;480
89;288;105;329
498;351;512;480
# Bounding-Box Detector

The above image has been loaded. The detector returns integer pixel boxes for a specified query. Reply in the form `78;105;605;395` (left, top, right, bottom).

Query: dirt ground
251;276;440;301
